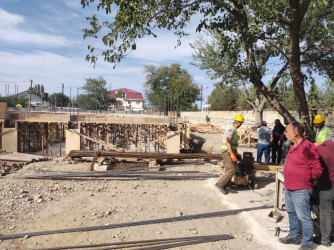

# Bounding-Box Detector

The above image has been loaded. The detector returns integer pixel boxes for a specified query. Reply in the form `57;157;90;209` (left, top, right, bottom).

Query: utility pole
200;84;203;111
70;86;72;115
28;80;33;112
62;83;64;110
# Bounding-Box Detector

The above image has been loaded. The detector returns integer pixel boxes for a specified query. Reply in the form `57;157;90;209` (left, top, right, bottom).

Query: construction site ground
0;134;329;250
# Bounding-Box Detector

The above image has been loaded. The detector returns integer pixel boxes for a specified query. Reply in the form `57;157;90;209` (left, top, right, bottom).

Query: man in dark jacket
315;140;334;247
271;119;285;164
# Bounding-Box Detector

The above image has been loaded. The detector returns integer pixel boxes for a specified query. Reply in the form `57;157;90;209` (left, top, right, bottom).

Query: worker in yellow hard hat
16;104;22;110
314;114;332;143
216;114;244;195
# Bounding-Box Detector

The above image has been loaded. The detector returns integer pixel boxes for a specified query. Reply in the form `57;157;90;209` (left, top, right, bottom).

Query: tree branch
269;62;289;91
241;82;255;108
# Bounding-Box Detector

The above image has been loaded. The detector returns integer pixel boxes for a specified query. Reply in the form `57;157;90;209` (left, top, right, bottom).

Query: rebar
0;205;273;240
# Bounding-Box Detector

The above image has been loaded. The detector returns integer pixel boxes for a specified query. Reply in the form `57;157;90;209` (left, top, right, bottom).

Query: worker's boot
215;184;227;195
278;234;301;245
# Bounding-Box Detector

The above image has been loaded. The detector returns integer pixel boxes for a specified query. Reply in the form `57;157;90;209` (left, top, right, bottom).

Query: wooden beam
66;128;125;152
254;162;284;171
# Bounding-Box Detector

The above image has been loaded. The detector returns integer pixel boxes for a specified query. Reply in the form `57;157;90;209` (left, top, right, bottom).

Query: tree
82;76;116;110
144;64;200;111
81;0;334;137
207;83;241;111
75;94;95;110
307;78;324;108
0;95;28;108
49;93;70;107
31;84;45;96
322;79;334;109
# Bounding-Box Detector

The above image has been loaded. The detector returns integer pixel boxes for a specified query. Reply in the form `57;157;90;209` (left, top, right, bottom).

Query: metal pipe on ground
0;205;273;240
37;235;233;250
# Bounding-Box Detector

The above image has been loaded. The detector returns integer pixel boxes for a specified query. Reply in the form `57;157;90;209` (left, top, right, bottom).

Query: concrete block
94;164;113;171
166;131;180;154
65;129;80;156
2;128;17;152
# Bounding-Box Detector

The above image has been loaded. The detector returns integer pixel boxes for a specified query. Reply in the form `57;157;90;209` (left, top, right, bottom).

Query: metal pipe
37;235;232;250
0;206;273;240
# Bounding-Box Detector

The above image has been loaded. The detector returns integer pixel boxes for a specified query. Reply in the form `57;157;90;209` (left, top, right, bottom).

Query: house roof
12;91;43;103
108;88;144;100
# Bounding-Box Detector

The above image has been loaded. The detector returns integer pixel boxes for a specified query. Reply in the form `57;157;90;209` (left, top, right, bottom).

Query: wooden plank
254;162;284;171
69;150;222;160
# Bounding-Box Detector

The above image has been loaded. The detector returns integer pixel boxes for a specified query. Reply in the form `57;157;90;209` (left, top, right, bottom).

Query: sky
0;0;216;106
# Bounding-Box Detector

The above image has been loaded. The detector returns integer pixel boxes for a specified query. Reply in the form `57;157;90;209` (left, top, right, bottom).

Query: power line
0;80;30;83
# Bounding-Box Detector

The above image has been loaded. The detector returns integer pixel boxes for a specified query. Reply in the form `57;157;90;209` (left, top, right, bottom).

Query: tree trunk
289;0;314;138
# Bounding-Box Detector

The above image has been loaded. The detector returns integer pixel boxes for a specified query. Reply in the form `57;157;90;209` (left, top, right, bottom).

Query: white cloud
61;0;82;8
0;51;145;95
0;8;23;28
0;8;72;47
128;34;194;62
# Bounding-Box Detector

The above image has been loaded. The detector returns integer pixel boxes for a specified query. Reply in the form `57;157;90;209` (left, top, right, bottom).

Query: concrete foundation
166;131;180;154
2;128;18;152
65;128;80;155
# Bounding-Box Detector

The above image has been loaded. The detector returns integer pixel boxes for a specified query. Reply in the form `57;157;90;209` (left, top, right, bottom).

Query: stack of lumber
189;123;224;134
69;150;222;160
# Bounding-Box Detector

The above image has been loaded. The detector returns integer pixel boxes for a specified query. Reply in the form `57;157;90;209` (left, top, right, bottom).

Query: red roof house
108;88;144;110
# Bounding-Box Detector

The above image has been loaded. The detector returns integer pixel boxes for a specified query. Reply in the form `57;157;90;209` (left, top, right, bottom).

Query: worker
256;121;273;164
279;122;323;250
16;104;22;110
314;114;332;142
314;140;334;247
271;119;285;165
215;114;244;195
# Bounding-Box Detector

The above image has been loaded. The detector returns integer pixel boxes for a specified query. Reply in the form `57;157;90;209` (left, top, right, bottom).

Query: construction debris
0;152;48;176
189;123;224;134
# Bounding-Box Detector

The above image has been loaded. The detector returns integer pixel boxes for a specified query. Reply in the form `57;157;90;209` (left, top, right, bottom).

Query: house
108;88;144;111
12;90;49;107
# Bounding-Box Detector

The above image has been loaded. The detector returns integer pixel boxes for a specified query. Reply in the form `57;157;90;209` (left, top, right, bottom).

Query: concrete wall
0;102;7;113
180;110;334;129
65;129;80;155
2;128;17;152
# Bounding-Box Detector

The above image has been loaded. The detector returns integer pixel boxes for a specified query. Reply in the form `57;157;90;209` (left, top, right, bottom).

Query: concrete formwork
0;113;189;155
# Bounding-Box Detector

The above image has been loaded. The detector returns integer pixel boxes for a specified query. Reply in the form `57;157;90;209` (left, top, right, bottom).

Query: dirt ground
0;156;275;250
0;134;329;250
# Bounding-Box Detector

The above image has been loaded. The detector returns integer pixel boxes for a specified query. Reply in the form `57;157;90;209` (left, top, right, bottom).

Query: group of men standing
256;119;288;165
279;115;333;250
215;113;333;249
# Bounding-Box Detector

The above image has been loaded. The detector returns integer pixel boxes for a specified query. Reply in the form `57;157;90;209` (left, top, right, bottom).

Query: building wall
180;110;334;129
115;98;143;110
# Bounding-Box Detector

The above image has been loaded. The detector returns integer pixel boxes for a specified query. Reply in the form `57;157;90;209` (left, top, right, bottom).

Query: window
128;101;131;105
136;101;140;105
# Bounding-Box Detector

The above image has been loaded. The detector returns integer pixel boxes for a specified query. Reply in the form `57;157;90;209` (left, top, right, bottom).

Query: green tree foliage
307;78;324;108
0;96;28;108
322;79;334;109
81;0;334;136
49;93;70;107
144;64;200;111
75;94;94;110
81;76;116;110
207;83;242;111
31;84;45;96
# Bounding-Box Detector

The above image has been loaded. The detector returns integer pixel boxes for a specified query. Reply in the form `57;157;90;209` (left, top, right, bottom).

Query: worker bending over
216;115;244;195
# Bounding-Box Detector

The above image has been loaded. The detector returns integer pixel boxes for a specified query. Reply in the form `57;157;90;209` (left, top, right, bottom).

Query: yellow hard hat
234;114;244;123
313;114;325;124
